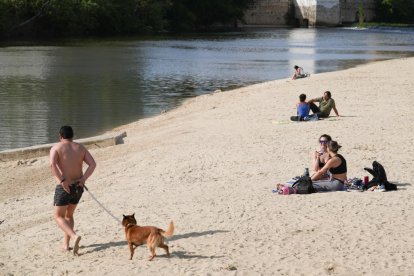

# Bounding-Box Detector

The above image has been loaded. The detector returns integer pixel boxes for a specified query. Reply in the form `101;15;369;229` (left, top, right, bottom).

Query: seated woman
311;134;332;180
311;140;347;192
292;65;309;80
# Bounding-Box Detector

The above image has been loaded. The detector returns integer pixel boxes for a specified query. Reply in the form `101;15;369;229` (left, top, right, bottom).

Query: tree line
0;0;412;39
375;0;414;23
0;0;251;39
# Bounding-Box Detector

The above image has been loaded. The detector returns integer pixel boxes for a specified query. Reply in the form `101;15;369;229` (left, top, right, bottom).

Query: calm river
1;27;414;151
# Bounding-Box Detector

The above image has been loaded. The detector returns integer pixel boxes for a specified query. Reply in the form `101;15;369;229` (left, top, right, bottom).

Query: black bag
292;175;316;194
364;161;397;191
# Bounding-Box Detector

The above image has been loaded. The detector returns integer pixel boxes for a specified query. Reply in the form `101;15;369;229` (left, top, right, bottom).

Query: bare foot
73;236;81;256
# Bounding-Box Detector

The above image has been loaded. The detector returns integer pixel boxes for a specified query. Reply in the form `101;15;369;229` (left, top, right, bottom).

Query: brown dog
122;213;174;260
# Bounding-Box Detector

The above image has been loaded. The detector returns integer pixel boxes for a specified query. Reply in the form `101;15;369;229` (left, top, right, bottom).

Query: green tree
168;0;251;30
375;0;414;23
0;0;253;38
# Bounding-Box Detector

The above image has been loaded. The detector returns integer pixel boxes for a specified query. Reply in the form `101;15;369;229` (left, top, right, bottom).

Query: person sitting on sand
311;140;347;192
292;65;309;80
311;134;332;180
290;94;319;122
290;93;310;121
297;93;310;119
308;91;339;118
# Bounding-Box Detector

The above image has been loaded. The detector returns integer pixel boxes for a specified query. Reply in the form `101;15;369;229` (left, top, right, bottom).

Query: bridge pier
243;0;375;27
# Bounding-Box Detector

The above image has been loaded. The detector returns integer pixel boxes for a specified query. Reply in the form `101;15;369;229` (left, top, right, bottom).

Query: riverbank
2;27;414;151
1;57;414;275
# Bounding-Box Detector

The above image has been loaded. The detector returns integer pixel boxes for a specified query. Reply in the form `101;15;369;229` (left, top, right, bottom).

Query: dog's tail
161;221;174;238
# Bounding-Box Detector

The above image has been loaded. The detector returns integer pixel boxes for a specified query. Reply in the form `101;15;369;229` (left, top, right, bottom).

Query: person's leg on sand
64;204;78;251
54;205;81;255
73;235;81;256
309;102;320;114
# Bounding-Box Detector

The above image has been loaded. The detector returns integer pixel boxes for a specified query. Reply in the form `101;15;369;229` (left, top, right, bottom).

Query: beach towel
289;114;319;122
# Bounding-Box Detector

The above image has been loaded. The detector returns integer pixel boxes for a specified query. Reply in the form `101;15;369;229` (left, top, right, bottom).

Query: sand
1;57;414;275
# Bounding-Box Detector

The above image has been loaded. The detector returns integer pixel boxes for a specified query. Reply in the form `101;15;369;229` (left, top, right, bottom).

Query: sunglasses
319;140;328;144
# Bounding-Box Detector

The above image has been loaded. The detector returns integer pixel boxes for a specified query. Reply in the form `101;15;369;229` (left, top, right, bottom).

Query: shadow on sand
168;229;229;242
171;250;224;259
393;181;411;190
80;240;127;255
79;229;229;257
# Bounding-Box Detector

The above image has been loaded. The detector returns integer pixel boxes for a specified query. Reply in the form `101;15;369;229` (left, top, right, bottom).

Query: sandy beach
1;57;414;275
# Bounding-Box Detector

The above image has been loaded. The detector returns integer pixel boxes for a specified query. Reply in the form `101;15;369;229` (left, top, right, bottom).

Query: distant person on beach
49;125;96;255
311;134;332;180
292;65;309;80
311;140;347;192
308;91;339;118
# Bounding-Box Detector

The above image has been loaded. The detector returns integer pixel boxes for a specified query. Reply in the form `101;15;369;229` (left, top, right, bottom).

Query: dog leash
84;185;122;225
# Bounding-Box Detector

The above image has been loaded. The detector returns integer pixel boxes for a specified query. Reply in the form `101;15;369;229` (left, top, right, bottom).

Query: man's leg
64;204;77;250
54;205;80;252
309;102;320;114
66;204;81;255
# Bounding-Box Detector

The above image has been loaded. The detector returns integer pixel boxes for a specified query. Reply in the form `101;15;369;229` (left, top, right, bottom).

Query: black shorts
54;182;84;206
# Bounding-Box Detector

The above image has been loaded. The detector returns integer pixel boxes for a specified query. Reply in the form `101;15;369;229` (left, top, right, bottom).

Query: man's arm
333;106;339;116
308;97;321;104
77;149;96;187
50;147;70;193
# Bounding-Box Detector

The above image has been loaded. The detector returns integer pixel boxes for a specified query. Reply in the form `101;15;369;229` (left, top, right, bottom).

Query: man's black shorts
54;182;84;206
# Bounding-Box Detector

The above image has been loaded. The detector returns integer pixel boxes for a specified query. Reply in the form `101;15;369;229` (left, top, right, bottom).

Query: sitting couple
290;91;340;121
311;134;347;192
277;134;347;193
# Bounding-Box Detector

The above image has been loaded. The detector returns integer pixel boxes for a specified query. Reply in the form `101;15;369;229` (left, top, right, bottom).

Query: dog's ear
132;213;135;217
123;214;126;218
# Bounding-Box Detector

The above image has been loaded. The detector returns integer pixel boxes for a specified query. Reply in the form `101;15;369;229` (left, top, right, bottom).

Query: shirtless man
50;126;96;255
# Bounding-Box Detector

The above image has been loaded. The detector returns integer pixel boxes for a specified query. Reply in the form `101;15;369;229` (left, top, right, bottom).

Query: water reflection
288;28;317;76
1;27;414;150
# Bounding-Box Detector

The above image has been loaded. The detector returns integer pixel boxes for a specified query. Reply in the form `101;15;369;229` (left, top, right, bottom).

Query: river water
1;27;414;151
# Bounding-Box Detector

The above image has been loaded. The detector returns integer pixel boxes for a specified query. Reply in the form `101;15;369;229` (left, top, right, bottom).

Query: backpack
292;175;316;194
364;161;397;191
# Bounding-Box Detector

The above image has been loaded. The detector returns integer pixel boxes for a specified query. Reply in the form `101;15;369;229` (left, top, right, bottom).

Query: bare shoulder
50;142;62;153
72;141;87;153
326;156;339;166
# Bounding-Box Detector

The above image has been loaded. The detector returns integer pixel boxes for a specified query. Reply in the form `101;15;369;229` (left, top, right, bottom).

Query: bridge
243;0;375;27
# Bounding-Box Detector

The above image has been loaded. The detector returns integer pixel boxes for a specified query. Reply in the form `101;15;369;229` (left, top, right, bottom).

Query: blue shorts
53;182;84;206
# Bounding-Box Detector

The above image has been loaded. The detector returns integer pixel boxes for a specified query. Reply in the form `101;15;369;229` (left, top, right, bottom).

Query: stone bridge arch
243;0;375;27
